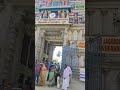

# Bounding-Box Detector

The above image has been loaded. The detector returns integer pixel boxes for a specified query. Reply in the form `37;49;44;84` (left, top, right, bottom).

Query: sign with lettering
36;18;69;24
77;41;85;48
101;37;120;54
75;4;85;10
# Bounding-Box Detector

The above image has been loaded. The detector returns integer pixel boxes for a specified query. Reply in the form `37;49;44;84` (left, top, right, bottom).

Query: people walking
57;76;60;89
66;65;72;88
55;66;61;86
48;66;55;86
47;61;54;81
39;64;47;86
56;67;61;89
35;62;41;85
61;64;69;90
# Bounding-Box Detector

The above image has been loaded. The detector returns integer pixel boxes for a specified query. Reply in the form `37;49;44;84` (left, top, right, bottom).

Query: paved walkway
35;79;85;90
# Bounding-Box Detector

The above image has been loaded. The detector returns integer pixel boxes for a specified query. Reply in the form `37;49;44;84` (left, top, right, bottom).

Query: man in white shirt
61;64;69;90
66;65;72;88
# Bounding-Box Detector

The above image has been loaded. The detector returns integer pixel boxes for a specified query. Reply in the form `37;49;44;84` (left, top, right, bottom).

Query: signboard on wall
36;18;69;24
101;37;120;54
77;41;85;49
74;4;85;10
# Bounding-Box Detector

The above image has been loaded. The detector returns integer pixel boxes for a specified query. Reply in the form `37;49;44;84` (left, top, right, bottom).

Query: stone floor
35;79;85;90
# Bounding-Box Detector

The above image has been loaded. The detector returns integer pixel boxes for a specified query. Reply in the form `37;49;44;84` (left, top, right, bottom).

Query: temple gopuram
35;0;85;25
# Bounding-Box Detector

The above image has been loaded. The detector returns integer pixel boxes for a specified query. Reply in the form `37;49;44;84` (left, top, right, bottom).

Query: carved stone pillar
35;28;41;61
3;6;25;84
63;28;68;46
48;44;55;62
86;10;95;35
77;30;80;40
39;30;45;61
100;9;108;34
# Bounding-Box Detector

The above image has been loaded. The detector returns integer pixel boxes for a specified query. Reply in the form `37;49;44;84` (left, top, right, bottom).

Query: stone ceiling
44;29;64;46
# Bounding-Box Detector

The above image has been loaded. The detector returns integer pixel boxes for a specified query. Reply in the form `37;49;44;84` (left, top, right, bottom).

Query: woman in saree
48;66;55;87
39;64;47;86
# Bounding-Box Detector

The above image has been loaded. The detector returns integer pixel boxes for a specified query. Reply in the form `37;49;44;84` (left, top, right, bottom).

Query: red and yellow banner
77;41;85;48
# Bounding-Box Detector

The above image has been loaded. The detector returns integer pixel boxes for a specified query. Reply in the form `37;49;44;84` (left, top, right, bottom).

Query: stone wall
62;46;80;78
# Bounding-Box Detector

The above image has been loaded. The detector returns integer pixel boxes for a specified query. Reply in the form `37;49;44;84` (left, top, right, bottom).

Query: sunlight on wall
53;46;62;63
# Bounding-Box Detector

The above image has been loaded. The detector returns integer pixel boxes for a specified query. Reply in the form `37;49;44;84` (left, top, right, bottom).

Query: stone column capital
100;9;108;16
86;10;95;16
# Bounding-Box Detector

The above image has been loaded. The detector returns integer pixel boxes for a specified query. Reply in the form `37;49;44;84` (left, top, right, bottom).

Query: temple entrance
52;46;62;64
35;0;85;89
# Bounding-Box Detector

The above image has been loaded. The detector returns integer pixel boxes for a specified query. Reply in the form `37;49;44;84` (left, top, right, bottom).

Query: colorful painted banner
37;0;69;7
75;4;85;10
35;7;39;12
77;41;85;48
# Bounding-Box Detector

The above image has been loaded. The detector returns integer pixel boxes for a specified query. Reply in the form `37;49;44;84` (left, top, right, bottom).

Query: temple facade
35;0;85;79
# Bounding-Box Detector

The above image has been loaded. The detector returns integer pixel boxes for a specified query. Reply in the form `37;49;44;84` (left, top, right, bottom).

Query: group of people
35;61;61;86
35;61;72;90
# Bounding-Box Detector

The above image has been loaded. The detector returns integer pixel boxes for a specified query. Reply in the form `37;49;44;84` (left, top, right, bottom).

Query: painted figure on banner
61;0;65;5
65;0;69;5
58;11;61;18
42;11;48;18
45;0;52;6
61;10;65;18
51;0;59;6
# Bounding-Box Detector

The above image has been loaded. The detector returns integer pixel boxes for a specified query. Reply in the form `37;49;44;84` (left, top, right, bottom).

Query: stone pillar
82;30;85;41
0;5;12;83
35;29;45;62
80;30;82;40
86;10;95;35
48;44;55;62
63;28;68;46
47;42;50;55
101;9;114;34
101;9;109;34
46;41;48;54
26;39;31;67
77;30;80;40
39;30;45;62
35;28;41;61
68;30;72;41
86;10;89;35
74;30;77;41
